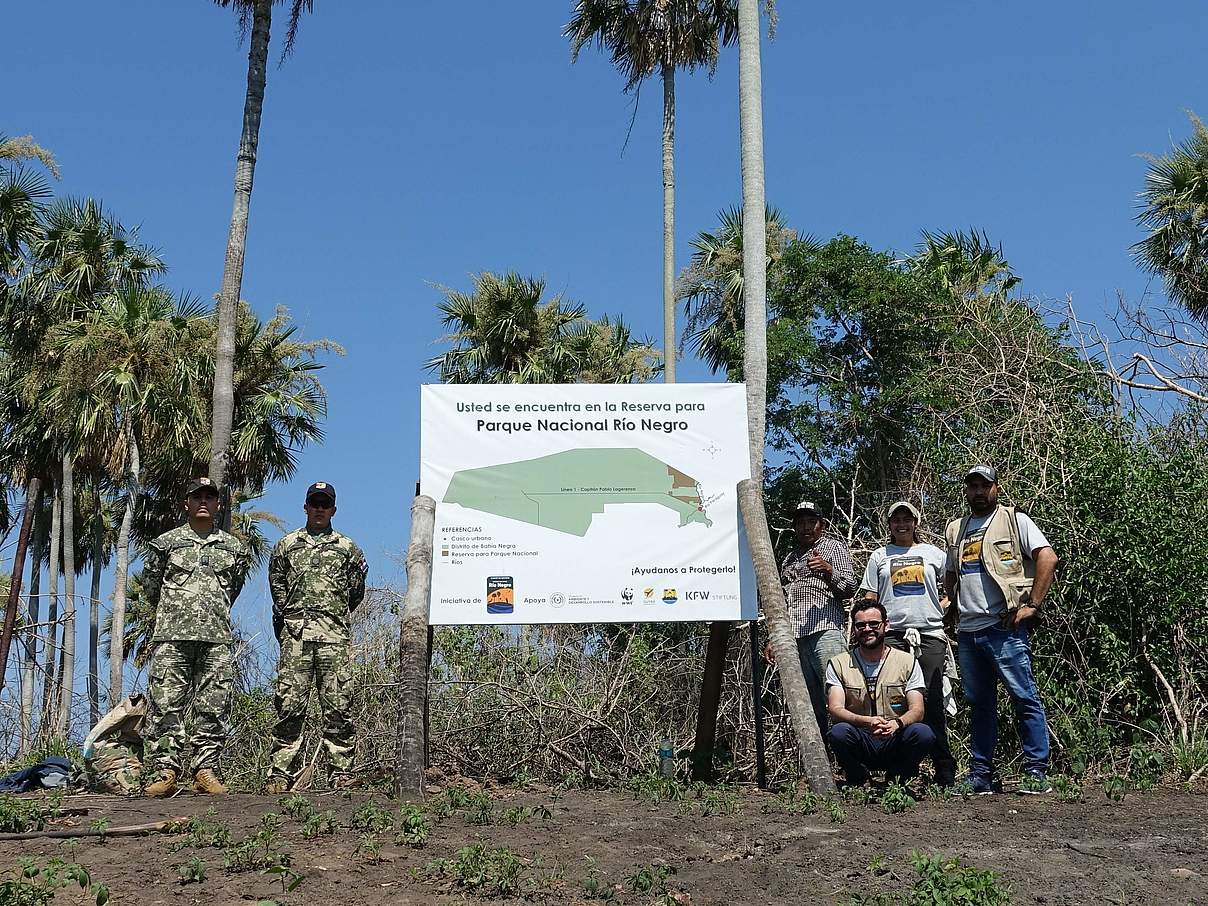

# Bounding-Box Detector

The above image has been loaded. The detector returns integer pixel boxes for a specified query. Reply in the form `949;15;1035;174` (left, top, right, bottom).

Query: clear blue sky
4;1;1206;689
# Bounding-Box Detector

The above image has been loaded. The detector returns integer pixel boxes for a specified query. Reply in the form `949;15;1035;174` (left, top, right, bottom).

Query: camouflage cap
306;481;336;503
186;477;219;496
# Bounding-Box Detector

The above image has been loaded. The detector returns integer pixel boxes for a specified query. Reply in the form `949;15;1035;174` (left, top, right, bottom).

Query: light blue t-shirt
859;542;947;634
946;510;1049;633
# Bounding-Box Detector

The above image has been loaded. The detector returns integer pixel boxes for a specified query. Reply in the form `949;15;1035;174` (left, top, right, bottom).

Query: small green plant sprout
686;785;741;817
279;794;314;820
840;784;874;807
301;810;339;839
627;772;689;805
395;805;432;847
356;833;384;864
825;798;848;824
350;801;394;834
264;863;305;894
259;812;284;833
582;857;616;901
0;795;55;833
424;843;528;897
624;862;677;896
1;857;110;906
909;851;1011;905
1103;775;1129;802
462;790;496;826
170;809;233;851
867;854;889;876
223;821;291;875
500;804;553;826
880;782;917;815
89;817;111;841
178;856;207;885
1051;776;1083;803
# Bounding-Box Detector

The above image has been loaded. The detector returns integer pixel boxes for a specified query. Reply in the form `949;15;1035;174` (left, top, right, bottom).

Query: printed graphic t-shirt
947;510;1049;633
859;543;947;635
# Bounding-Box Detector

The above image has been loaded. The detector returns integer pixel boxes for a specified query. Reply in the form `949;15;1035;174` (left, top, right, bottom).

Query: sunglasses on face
307;498;334;509
853;620;884;630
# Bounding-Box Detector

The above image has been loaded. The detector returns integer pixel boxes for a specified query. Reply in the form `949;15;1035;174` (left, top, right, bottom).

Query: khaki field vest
829;646;917;719
945;505;1035;612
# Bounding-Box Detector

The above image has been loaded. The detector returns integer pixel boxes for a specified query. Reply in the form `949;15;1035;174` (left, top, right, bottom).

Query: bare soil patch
3;782;1206;905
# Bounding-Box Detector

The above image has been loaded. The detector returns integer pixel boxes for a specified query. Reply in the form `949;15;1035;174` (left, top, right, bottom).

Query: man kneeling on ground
825;601;935;786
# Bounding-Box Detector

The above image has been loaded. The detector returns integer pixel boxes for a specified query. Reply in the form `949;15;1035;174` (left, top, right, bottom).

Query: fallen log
0;817;187;842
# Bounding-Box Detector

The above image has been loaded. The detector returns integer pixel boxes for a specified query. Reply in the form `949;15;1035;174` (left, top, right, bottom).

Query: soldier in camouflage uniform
142;478;252;796
83;694;147;794
265;481;368;792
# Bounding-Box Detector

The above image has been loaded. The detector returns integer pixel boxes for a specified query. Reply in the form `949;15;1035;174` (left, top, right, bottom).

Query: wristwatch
893;717;904;731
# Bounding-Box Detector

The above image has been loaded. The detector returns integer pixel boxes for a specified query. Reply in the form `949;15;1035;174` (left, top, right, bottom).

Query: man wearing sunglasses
265;482;369;792
824;600;934;787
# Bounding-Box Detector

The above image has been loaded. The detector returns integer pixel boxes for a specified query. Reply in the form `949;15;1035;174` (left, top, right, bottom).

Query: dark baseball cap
306;481;336;503
793;500;825;520
186;477;219;496
965;465;998;483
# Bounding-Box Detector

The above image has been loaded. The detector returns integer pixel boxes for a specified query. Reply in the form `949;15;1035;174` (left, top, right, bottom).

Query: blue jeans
828;722;936;784
958;626;1050;777
796;629;848;738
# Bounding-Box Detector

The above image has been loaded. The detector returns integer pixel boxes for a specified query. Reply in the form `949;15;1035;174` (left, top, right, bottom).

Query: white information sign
421;383;751;625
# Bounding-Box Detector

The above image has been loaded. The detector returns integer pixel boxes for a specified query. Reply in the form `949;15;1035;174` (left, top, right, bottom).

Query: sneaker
144;769;179;798
192;768;229;795
1017;772;1053;795
964;774;994;796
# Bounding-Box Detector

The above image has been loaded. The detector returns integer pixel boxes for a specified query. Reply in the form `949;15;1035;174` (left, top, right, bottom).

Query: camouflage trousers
144;640;233;776
269;637;355;780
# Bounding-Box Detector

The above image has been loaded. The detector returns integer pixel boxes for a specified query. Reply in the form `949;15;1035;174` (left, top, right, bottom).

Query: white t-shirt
859;543;947;635
824;651;925;694
946;509;1050;633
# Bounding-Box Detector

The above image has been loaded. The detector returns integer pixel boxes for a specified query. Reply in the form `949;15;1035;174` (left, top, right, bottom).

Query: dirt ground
3;779;1206;905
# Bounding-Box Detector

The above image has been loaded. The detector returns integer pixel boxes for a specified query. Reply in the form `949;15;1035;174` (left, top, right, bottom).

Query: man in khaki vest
824;600;934;786
943;465;1058;796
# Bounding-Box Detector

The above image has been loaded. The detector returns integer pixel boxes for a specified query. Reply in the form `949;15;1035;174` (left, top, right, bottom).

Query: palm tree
567;314;663;383
45;285;209;702
0;165;51;701
1134;112;1208;319
209;0;315;499
566;0;739;383
679;204;798;375
428;272;591;383
913;229;1020;304
0;134;60;179
732;0;833;792
22;198;164;720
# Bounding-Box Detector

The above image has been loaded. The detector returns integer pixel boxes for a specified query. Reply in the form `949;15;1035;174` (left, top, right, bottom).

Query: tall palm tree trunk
661;60;677;383
110;425;141;703
210;0;272;502
736;0;833;793
19;488;46;751
41;486;61;734
89;491;103;725
57;455;76;735
1;477;41;700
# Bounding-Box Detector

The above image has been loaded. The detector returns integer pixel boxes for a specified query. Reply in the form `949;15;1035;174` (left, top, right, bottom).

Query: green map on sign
443;448;713;536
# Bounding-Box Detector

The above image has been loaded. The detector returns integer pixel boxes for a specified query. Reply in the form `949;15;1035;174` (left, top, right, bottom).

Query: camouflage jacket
269;527;368;643
143;525;252;644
